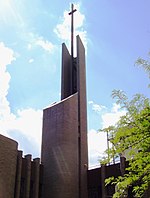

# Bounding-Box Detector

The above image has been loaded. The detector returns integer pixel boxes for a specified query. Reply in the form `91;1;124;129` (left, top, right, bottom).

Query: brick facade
0;134;18;198
41;94;79;198
0;134;42;198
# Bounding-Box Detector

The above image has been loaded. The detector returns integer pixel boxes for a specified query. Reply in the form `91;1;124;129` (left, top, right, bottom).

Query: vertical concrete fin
14;150;23;198
120;156;126;176
33;158;40;198
101;165;106;198
61;43;72;100
25;154;32;198
77;35;88;198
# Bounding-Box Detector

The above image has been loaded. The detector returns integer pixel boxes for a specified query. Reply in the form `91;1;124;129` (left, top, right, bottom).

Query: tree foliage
100;55;150;197
135;53;150;87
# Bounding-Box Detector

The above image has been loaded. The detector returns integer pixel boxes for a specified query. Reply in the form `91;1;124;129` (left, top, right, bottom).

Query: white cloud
101;103;126;129
26;32;56;54
54;3;87;54
35;37;55;54
13;108;42;145
27;43;32;50
0;42;16;66
88;100;94;105
0;42;15;122
28;58;34;63
88;100;106;114
0;108;42;155
88;103;126;168
0;42;42;157
88;129;107;167
93;104;106;113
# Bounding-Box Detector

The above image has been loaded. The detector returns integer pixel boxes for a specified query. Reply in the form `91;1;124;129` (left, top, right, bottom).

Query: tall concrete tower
41;5;88;197
41;35;88;198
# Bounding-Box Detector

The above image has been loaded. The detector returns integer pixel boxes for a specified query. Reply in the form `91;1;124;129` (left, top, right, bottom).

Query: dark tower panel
61;43;72;100
77;35;88;198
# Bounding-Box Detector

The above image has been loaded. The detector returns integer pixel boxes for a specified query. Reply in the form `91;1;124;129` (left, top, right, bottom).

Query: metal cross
68;4;77;59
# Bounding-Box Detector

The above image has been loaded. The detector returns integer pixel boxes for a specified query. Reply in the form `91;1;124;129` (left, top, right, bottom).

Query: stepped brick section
14;153;43;198
0;134;43;198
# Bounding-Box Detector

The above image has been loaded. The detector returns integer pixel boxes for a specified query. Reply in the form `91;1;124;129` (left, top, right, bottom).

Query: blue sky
0;0;150;167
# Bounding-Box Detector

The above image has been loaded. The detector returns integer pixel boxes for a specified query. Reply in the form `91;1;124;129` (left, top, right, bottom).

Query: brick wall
0;134;18;198
41;94;79;198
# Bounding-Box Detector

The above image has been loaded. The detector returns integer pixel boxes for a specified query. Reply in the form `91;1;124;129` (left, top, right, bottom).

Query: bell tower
41;4;88;198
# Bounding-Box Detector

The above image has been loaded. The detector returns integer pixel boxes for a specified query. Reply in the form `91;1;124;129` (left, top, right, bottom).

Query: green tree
100;55;150;197
136;53;150;87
